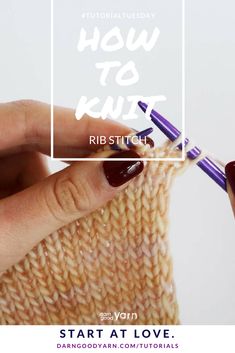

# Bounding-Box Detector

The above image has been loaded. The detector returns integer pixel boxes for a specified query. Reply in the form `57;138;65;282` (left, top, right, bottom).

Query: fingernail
103;150;144;187
225;161;235;195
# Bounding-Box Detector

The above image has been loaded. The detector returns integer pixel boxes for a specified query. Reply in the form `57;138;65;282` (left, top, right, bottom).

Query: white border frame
51;0;185;162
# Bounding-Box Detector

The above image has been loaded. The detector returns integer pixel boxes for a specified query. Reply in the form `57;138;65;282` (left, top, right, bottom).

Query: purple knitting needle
126;127;153;147
138;101;227;192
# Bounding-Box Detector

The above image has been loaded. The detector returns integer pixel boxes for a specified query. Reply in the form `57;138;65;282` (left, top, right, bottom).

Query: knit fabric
0;141;189;325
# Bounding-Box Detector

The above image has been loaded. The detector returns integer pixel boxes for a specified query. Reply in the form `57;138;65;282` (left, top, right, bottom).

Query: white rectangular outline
51;0;185;162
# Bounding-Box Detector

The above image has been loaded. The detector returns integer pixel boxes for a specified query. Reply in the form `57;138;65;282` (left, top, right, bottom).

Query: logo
98;311;138;322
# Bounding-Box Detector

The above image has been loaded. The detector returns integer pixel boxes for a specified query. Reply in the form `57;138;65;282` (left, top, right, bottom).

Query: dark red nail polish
103;150;144;187
225;161;235;195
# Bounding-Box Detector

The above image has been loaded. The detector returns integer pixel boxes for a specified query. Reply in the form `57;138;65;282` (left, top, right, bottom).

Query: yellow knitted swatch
0;142;189;324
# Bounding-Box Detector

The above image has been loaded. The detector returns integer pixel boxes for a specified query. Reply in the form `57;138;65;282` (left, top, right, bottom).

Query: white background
53;0;183;145
0;0;235;324
1;325;235;353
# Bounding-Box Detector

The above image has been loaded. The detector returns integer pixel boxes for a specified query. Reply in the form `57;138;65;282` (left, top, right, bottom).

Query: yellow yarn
0;141;189;325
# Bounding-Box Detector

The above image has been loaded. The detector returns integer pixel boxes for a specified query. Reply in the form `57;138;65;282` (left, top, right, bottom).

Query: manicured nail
103;150;144;187
225;161;235;195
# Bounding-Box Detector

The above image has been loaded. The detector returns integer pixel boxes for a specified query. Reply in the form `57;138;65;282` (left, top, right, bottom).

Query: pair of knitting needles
112;101;227;192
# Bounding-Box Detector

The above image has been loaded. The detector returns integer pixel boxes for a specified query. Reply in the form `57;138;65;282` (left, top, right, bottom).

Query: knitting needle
111;127;153;150
138;101;227;192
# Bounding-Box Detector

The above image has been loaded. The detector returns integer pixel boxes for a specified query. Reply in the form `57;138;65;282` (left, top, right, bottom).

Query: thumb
225;161;235;217
0;150;144;271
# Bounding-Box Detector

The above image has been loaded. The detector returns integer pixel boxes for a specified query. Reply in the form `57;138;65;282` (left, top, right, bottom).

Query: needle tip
138;101;147;112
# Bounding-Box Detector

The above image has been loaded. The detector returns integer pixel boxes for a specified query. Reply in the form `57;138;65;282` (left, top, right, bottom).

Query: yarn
0;140;190;325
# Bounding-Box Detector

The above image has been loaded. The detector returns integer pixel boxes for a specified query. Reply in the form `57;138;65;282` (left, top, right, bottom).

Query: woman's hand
0;100;144;272
225;162;235;217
